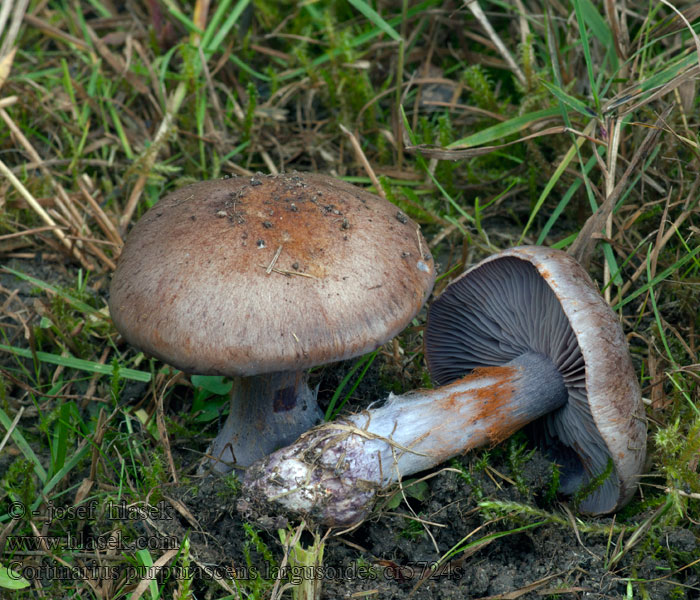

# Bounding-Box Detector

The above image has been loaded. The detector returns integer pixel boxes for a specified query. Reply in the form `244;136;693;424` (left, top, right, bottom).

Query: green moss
3;459;36;514
217;472;241;499
544;462;561;506
451;452;490;502
463;65;499;112
134;448;168;504
572;458;614;511
506;436;535;497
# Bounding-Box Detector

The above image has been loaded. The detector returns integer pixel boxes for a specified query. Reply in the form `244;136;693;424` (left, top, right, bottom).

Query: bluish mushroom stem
203;370;322;472
241;352;568;525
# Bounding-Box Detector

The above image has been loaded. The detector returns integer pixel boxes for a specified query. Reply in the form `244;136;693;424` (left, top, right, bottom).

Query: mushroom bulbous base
239;352;568;527
239;441;380;527
199;370;323;474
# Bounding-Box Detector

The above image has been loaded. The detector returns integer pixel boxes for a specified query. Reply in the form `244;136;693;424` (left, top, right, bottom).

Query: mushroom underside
425;256;619;513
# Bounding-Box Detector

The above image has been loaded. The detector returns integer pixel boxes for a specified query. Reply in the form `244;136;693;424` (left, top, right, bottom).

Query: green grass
1;0;699;598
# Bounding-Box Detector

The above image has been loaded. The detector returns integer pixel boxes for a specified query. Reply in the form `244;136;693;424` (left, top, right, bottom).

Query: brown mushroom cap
109;173;436;376
425;246;646;512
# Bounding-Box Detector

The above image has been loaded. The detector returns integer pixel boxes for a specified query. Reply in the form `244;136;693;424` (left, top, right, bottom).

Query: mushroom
109;173;436;472
240;246;647;526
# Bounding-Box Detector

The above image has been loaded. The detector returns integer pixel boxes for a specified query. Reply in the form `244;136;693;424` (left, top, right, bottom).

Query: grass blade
0;344;152;383
518;121;594;244
448;108;560;149
0;406;48;482
325;350;378;421
348;0;402;42
2;267;105;317
537;152;600;245
541;80;596;118
278;0;440;81
572;0;602;112
204;0;251;55
614;245;700;310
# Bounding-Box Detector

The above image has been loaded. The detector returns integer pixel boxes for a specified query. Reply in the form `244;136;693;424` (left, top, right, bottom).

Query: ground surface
1;1;699;599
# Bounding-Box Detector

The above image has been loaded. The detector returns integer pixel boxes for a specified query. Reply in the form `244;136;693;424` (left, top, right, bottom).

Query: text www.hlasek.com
6;531;178;552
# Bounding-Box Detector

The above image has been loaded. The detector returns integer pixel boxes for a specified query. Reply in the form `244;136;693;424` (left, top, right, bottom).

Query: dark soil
155;442;697;600
2;258;698;600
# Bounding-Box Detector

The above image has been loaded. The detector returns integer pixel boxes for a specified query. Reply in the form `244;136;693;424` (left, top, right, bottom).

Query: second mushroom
240;246;647;526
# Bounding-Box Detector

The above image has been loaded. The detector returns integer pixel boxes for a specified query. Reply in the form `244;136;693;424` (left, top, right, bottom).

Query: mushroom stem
240;352;567;526
203;370;323;473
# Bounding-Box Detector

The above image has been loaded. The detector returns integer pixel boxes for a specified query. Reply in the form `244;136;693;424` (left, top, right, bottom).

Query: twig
0;226;64;241
568;104;673;269
155;375;179;484
0;406;23;455
0;95;17;108
84;22;151;97
0;107;114;270
603;118;622;302
260;147;280;175
22;14;89;51
665;488;700;500
619;178;699;297
0;108;89;236
261;266;318;278
77;177;124;249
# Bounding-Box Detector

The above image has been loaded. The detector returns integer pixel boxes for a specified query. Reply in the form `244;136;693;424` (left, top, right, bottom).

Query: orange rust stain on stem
437;365;516;401
468;366;523;445
406;365;524;464
434;365;521;445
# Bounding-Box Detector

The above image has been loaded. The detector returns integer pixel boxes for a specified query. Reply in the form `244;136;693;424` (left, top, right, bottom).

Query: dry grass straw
567;104;673;270
120;81;188;231
463;0;526;87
